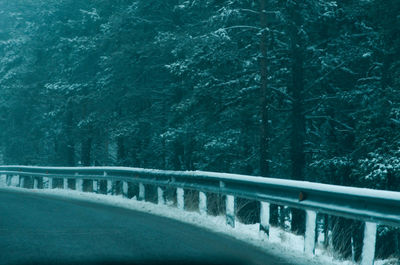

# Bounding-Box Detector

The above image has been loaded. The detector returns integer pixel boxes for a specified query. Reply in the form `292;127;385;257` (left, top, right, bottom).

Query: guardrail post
75;173;83;192
33;177;38;189
0;174;6;186
138;183;145;201
304;210;317;255
2;174;6;186
93;180;98;193
177;188;184;210
122;181;129;198
43;177;49;189
48;177;53;189
19;175;24;188
157;187;165;205
104;172;113;195
107;180;113;195
63;178;68;190
361;222;377;265
77;179;83;192
199;191;207;215
260;202;270;237
13;175;17;186
226;195;235;228
13;174;19;187
6;175;11;186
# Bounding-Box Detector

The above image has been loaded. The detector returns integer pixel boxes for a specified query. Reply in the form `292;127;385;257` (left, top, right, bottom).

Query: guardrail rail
1;165;399;265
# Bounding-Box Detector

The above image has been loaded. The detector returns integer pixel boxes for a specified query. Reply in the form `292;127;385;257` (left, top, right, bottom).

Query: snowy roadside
0;183;393;265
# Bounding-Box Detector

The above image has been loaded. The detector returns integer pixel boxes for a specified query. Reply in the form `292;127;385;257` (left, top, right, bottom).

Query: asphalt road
0;189;295;265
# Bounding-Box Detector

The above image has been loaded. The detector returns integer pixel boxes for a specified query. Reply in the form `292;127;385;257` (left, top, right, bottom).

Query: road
0;189;295;265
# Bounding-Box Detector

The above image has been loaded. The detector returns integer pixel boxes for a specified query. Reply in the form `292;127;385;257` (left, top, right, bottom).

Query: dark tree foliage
0;0;399;260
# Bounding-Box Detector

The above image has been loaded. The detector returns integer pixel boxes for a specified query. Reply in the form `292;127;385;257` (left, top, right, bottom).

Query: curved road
0;189;294;265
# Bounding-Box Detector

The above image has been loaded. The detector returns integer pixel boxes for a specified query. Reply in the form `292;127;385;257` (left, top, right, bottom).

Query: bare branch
237;8;260;15
222;25;262;31
305;115;354;130
271;87;294;102
305;61;345;91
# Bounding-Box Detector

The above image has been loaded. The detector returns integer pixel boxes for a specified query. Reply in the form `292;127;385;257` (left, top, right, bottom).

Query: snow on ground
0;179;392;265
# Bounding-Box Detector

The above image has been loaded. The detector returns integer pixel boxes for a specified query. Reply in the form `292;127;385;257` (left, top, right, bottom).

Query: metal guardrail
1;165;399;265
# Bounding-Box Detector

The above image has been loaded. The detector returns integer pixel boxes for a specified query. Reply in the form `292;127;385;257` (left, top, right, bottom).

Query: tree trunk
184;134;195;170
172;140;184;170
81;136;92;166
258;0;270;177
117;136;126;165
288;1;306;235
65;103;75;166
258;0;280;228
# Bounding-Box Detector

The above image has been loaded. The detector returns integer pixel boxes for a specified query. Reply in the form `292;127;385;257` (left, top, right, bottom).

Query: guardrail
1;165;399;265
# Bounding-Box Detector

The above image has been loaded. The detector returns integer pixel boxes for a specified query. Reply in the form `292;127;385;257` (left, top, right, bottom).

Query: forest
0;0;399;261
